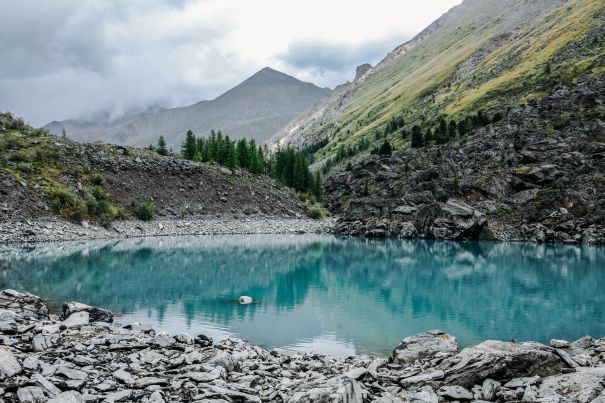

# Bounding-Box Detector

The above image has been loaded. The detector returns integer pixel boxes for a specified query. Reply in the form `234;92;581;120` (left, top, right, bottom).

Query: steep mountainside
325;75;605;244
44;67;329;149
276;0;604;155
271;0;605;244
0;112;311;227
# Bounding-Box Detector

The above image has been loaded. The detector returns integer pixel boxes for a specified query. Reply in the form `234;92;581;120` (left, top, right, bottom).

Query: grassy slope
311;0;605;160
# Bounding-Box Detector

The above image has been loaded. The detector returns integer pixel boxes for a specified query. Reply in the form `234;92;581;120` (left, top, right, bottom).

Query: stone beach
1;289;604;402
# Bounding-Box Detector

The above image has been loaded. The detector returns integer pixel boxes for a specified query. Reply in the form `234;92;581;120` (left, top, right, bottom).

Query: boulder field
325;76;605;245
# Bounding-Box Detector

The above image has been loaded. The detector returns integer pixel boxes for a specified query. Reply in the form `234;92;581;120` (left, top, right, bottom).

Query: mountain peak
244;66;297;85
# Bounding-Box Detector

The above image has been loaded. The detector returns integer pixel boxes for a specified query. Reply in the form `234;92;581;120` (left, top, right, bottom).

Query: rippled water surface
1;235;604;356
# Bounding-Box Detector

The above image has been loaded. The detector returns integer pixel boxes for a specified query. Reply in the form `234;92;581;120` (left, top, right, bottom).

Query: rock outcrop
1;289;604;402
326;76;605;245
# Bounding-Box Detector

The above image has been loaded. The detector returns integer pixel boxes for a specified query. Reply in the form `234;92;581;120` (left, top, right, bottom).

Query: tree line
408;110;503;148
152;130;323;200
318;109;505;174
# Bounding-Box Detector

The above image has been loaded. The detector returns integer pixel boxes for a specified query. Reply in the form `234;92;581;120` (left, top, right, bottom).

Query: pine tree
378;139;392;156
208;130;217;161
425;128;435;144
62;128;67;138
224;136;237;168
395;115;405;129
236;138;249;169
434;124;449;145
181;130;197;160
257;145;265;174
312;171;323;201
157;136;168;156
448;120;458;139
411;125;424;148
248;139;263;174
458;117;472;136
215;131;225;164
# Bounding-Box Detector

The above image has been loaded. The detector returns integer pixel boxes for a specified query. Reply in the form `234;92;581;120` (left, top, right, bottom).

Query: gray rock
442;199;478;218
152;332;175;347
174;333;194;344
344;367;367;380
102;389;133;402
56;366;88;380
113;368;135;385
481;379;500;400
391;330;458;365
399;386;439;403
186;369;222;383
536;367;605;402
0;346;21;377
31;373;61;396
62;311;90;327
0;289;49;319
47;391;83;403
146;391;166;403
17;386;46;403
556;347;580;368
195;333;213;347
400;370;445;387
550;339;570;348
438;385;473;400
392;205;417;215
340;379;364;403
503;375;540;388
522;385;536;401
134;376;168;388
61;301;113;323
32;334;58;352
438;340;565;388
206;385;261;403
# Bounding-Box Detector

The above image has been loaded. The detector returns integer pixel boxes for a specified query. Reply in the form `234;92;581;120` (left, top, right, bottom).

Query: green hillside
289;0;605;163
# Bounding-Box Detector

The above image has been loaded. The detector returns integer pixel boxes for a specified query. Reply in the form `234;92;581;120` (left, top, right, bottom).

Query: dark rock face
325;76;605;244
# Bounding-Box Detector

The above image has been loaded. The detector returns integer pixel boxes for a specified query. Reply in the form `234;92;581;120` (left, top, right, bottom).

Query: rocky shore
1;289;604;402
0;217;333;245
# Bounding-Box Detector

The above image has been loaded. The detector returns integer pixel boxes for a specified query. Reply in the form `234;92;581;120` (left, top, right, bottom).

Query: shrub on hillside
91;173;105;186
48;187;87;221
305;197;328;219
137;200;155;221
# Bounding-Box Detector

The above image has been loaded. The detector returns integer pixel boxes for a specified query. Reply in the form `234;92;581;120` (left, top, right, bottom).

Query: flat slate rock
391;329;458;365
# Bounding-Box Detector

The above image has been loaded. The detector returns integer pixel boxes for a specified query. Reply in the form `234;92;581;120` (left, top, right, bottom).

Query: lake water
1;235;604;357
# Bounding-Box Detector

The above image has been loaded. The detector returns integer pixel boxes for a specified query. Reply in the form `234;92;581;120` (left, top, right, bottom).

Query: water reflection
1;235;604;356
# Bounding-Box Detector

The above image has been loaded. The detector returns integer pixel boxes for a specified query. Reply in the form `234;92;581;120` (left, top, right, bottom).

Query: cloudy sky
0;0;462;127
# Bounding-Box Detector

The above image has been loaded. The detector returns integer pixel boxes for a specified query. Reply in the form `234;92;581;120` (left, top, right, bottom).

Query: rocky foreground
1;290;604;402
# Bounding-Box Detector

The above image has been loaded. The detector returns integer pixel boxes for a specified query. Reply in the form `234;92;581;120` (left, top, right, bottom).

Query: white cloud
0;0;462;126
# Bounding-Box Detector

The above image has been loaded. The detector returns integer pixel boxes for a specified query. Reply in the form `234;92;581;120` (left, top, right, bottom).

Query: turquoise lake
1;235;604;357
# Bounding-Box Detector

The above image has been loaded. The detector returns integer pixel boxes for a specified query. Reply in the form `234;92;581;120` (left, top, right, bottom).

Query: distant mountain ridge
44;67;330;148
